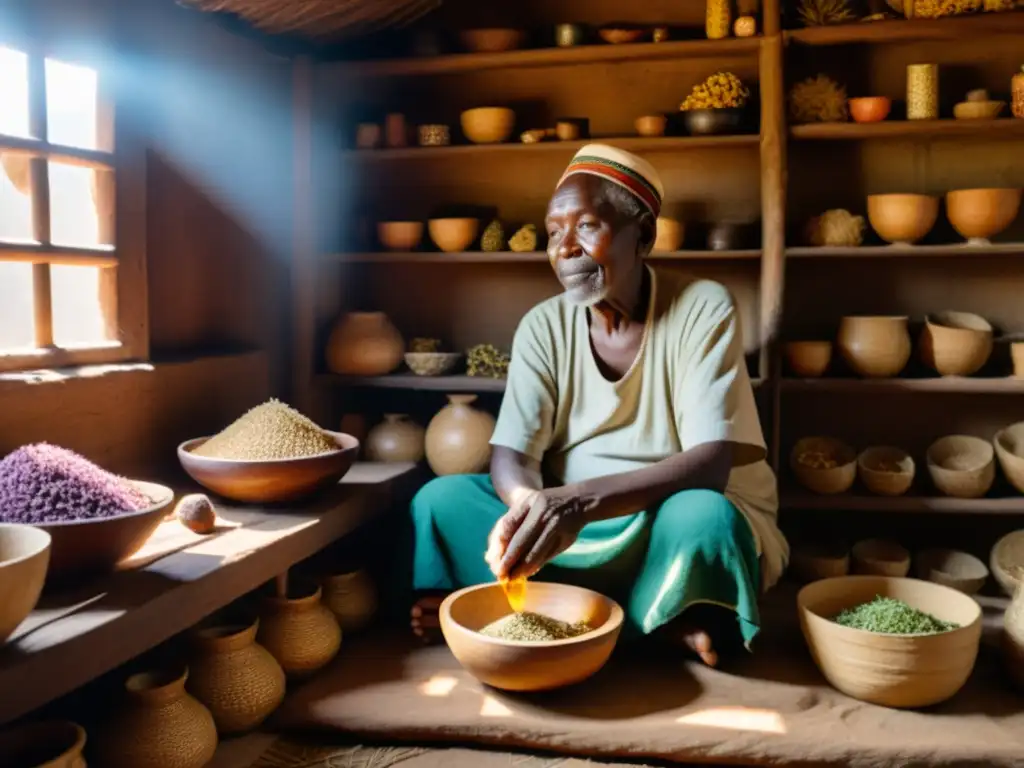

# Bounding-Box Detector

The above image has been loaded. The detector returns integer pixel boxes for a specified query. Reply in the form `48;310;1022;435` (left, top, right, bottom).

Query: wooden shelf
788;243;1024;258
320;373;507;392
329;249;762;264
784;12;1024;45
342;134;760;161
781;377;1024;394
790;119;1024;141
331;37;763;78
783;490;1024;514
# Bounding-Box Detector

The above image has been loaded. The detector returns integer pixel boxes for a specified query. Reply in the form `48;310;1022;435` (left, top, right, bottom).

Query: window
0;26;147;374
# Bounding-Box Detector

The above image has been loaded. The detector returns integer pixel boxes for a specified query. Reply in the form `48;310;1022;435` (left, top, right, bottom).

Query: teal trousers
411;474;761;647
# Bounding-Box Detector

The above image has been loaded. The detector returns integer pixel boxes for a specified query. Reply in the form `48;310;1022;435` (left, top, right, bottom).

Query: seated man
409;144;788;667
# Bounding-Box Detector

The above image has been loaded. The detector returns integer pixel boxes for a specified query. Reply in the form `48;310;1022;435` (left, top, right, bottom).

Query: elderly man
409;145;788;667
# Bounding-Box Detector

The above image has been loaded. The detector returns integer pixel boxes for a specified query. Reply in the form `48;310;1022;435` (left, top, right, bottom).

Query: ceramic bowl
0;524;50;644
945;188;1022;245
784;341;833;377
926;435;995;499
798;575;983;708
789;542;851;583
994;421;1024;495
652;217;685;252
682;107;745;136
952;100;1005;120
460;107;515;144
377;221;424;251
459;28;527;53
857;446;915;497
439;581;624;692
866;193;939;245
836;315;911;378
634;114;667;137
404;352;462;376
852;539;911;577
790;436;857;495
848;96;892;123
990;529;1024;597
0;720;87;767
918;311;993;377
428;218;480;253
598;27;645;44
915;548;988;595
178;432;359;504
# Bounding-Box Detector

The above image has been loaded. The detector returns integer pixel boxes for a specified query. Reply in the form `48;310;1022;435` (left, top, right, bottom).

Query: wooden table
0;462;417;725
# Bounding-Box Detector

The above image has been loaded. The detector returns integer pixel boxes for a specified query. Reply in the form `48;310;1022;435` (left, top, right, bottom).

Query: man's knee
652;489;748;551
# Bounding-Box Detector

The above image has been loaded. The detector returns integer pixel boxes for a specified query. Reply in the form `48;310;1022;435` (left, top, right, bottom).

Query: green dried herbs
833;596;959;635
479;611;592;642
509;224;538;253
467;343;510;379
481;220;505;252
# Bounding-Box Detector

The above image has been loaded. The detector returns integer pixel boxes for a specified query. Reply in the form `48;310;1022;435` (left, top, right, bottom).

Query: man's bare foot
673;624;719;668
410;594;447;644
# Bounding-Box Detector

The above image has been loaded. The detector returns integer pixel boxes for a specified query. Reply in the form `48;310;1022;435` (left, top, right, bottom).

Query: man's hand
485;486;588;581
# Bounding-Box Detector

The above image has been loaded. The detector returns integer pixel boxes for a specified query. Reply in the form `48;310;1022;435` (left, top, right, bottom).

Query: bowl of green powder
798;575;982;709
439;581;624;692
178;399;360;504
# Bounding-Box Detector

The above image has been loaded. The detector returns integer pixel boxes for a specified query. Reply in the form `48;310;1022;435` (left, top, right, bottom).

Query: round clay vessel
918;311;993;377
460;107;515;144
425;394;496;476
0;524;50;644
321;569;378;632
428;217;479;253
325;311;404;376
866;193;939;245
926;434;995;499
634;114;667;137
1004;589;1024;692
92;666;218;768
653;217;685;252
257;580;342;680
784;341;832;377
837;315;911;378
915;548;988;595
848;96;891;123
993;422;1024;495
0;720;86;768
377;221;423;251
857;446;915;497
990;529;1024;597
186;618;286;735
458;28;526;53
851;538;910;577
945;188;1022;245
366;414;425;463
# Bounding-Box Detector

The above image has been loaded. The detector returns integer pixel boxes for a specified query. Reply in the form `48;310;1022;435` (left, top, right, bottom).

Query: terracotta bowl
682;107;745;136
789;542;850;583
439;581;624;692
852;539;911;577
377;221;424;251
790;436;857;495
0;524;50;644
404;352;462;376
460;107;515;144
993;421;1024;495
836;315;911;378
926;435;995;499
857;446;915;497
458;28;527;53
36;481;174;583
784;340;833;377
178;432;359;504
428;218;479;253
634;114;667;137
652;217;685;252
798;575;983;708
598;27;646;44
866;193;940;245
915;548;989;595
0;720;87;767
918;311;993;377
990;529;1024;597
848;96;892;123
945;188;1022;245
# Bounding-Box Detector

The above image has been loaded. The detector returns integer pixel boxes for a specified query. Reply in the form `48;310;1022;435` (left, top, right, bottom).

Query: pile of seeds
833;596;959;635
0;443;152;524
479;611;592;642
193;399;336;461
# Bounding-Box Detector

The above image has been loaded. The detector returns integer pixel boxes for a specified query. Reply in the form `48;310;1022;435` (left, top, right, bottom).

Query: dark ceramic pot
683;107;746;136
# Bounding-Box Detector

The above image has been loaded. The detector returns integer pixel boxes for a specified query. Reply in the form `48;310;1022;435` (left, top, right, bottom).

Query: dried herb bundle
798;0;856;26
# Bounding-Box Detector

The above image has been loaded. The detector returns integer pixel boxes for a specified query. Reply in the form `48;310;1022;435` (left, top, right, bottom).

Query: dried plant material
479;611;592;642
481;220;505;252
409;337;441;353
175;494;217;534
681;72;751;111
798;0;856;26
466;344;510;379
509;224;538;253
797;450;840;470
706;0;733;39
804;209;865;247
913;0;981;16
194;399;336;461
734;15;758;36
834;596;959;634
983;0;1016;10
789;75;849;124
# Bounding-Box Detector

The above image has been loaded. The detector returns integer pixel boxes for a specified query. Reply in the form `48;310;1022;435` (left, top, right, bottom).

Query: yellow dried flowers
681;72;750;111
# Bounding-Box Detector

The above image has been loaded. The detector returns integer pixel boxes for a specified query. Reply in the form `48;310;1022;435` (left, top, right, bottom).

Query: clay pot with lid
322;569;378;632
837;316;911;378
92;666;217;768
366;414;425;462
257;580;342;680
325;311;404;376
0;720;86;768
186;618;286;735
425;394;496;476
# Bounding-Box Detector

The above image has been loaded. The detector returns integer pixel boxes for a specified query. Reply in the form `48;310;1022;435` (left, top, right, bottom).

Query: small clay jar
366;414;425;462
0;720;87;768
257;580;342;680
186;618;286;735
425;394;496;476
837;316;911;378
322;569;378;632
325;311;404;376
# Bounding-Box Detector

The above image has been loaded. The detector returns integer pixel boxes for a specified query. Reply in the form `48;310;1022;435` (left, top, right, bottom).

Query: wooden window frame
0;21;148;375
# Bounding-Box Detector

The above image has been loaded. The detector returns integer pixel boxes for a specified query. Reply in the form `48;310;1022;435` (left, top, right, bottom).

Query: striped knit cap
557;143;664;218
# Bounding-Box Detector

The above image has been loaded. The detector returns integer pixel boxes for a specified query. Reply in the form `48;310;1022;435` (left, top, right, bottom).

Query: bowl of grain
440;581;624;692
790;436;857;495
857;445;914;496
990;529;1024;596
178;399;360;504
798;575;983;708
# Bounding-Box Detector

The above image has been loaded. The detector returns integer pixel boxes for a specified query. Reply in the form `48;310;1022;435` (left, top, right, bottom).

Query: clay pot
460;107;515;144
918;311;993;377
428;218;479;253
186;619;286;735
784;341;832;377
366;414;425;463
322;569;378;632
945;188;1022;245
325;311;404;376
866;193;939;245
653;218;685;252
0;720;87;768
425;394;496;476
837;316;911;378
377;221;423;251
634;114;667;137
0;524;50;644
993;422;1024;495
926;434;995;499
257;581;342;680
92;666;217;768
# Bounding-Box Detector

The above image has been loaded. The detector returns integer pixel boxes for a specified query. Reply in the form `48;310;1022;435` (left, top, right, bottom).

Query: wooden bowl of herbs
439;581;623;692
798;575;982;709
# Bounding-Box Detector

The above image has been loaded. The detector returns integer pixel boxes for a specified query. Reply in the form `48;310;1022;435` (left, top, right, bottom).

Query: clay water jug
325;311;404;376
322;569;378;632
837;316;911;378
257;581;342;680
366;414;425;462
425;394;495;475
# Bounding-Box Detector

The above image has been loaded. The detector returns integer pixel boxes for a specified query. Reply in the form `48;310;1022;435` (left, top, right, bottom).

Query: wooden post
292;56;316;414
26;48;53;350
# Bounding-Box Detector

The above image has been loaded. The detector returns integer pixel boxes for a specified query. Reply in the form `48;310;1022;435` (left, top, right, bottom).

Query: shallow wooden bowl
0;720;87;767
866;193;939;245
915;548;988;595
994;421;1024;494
953;100;1005;120
0;524;50;643
848;96;891;123
790;436;857;495
785;341;833;377
946;188;1022;245
918;311;993;377
458;28;527;53
377;221;423;251
990;529;1024;597
852;538;911;577
439;581;624;692
460;107;515;144
428;218;479;253
798;575;982;708
178;432;359;504
857;446;915;497
926;434;995;499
